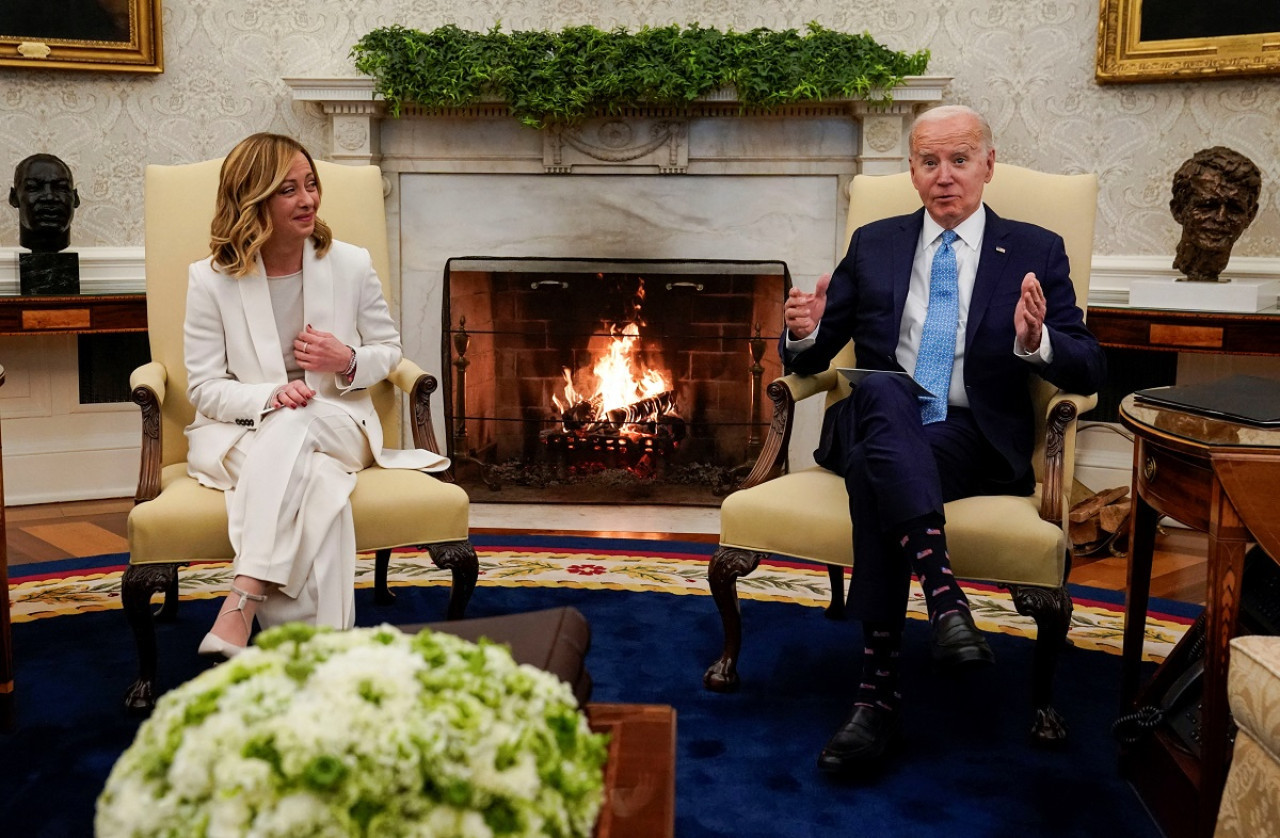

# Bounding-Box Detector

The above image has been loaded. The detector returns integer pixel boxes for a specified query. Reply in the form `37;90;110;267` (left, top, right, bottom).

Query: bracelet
342;346;357;377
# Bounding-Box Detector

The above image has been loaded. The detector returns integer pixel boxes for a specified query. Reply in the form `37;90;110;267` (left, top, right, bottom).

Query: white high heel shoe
198;583;267;659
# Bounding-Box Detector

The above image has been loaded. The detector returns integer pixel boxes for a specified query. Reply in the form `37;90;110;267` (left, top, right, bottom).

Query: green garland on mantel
350;22;930;129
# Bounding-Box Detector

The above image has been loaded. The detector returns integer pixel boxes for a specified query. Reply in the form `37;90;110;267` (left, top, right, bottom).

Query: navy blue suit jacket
785;205;1106;490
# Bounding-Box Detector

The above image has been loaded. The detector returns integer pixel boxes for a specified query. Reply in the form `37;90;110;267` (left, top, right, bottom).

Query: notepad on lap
1133;375;1280;427
836;368;934;398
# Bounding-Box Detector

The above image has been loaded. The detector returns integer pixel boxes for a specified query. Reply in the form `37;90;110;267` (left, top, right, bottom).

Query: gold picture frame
0;0;162;73
1097;0;1280;83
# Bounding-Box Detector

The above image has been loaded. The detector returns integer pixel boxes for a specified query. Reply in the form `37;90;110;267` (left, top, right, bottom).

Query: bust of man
9;154;80;253
1169;147;1261;282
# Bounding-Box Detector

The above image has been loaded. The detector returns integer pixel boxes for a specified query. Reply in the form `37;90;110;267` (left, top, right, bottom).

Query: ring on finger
302;342;309;353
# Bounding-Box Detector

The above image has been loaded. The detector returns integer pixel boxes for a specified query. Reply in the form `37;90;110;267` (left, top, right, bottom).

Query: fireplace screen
443;257;788;504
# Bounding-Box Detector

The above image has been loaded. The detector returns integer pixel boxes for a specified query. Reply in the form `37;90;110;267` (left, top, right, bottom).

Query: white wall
5;1;1280;256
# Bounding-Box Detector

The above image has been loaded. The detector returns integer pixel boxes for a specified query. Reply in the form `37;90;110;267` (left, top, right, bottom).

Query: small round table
1118;393;1280;838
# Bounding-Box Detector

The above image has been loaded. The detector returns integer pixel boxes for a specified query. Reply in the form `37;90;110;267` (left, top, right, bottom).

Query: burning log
559;394;603;431
605;390;678;429
554;388;685;443
655;413;687;442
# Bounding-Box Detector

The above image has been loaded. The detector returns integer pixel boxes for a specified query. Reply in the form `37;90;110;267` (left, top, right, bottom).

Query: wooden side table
588;703;677;838
0;292;147;336
1089;306;1280;357
1118;394;1280;838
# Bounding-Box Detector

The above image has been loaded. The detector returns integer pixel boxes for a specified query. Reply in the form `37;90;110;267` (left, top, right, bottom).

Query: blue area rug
1;535;1172;837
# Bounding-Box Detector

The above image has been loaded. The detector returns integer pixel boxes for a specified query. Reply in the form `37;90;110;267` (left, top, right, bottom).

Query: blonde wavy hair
209;133;333;277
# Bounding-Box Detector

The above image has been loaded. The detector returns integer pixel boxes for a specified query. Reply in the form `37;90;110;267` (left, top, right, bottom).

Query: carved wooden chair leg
1011;582;1074;747
373;548;395;605
703;546;767;692
825;565;847;620
121;563;180;714
155;568;182;621
426;540;478;620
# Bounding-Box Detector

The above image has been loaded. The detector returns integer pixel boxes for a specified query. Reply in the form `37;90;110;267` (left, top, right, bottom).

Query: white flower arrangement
96;623;609;838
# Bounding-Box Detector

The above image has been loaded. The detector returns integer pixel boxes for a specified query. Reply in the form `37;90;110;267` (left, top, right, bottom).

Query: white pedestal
1128;277;1280;312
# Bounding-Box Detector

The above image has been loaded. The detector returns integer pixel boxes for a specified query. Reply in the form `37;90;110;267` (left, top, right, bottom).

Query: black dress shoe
931;610;995;669
817;704;901;775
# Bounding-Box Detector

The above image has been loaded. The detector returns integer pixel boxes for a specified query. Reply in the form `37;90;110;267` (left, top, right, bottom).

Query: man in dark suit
783;105;1106;774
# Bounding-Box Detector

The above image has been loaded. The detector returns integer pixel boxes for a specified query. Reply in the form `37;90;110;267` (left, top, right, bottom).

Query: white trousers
222;399;373;630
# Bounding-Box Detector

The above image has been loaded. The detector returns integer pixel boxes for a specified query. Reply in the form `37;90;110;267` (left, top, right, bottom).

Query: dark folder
1133;375;1280;427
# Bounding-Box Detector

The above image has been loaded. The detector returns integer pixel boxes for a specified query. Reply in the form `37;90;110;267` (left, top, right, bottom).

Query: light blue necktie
914;229;959;424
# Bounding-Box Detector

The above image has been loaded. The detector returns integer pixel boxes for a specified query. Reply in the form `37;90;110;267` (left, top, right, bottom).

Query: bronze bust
1169;147;1261;282
9;153;80;254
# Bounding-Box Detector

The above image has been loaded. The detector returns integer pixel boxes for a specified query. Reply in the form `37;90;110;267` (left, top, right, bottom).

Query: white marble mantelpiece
286;76;952;172
287;76;950;467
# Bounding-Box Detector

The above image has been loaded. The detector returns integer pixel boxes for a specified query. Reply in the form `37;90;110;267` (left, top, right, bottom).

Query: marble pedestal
18;252;79;295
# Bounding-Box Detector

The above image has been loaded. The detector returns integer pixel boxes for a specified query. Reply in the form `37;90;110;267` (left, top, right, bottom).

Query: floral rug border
9;545;1187;662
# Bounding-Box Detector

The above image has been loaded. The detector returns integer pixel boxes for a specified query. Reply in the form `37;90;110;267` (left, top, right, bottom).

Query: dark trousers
814;374;1014;624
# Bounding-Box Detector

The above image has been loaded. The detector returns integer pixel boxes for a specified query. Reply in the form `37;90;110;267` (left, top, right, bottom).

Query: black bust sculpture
10;153;80;253
1169;147;1262;283
9;154;81;294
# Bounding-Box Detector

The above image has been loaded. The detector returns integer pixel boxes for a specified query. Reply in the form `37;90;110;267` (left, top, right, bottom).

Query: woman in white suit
189;133;448;658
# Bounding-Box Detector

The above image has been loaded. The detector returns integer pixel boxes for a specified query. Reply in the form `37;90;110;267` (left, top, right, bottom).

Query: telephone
1112;612;1208;758
1113;544;1280;758
1159;648;1206;758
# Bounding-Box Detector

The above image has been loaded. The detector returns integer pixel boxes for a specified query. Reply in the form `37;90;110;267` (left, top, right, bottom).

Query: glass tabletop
1119;393;1280;450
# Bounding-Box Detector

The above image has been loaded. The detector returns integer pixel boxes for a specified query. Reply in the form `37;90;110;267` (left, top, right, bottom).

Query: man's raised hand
784;272;831;340
1015;272;1046;352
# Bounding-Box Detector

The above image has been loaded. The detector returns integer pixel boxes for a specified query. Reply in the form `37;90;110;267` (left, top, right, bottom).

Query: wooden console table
1089;305;1280;357
1118;395;1280;838
0;293;147;336
588;703;677;838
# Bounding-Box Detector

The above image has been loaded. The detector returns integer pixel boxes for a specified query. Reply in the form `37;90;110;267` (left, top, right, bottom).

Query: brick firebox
443;258;787;504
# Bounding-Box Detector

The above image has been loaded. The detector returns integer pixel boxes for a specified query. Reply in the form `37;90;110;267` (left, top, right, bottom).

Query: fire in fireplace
443;257;788;504
545;277;684;477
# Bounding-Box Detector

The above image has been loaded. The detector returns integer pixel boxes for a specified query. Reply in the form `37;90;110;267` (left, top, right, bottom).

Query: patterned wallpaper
1;0;1278;260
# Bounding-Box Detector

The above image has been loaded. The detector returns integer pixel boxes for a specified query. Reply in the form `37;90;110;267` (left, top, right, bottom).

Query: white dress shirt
897;209;985;409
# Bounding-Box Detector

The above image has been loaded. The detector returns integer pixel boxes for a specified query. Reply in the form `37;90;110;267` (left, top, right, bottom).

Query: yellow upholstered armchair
122;159;477;711
1214;635;1280;838
703;164;1099;745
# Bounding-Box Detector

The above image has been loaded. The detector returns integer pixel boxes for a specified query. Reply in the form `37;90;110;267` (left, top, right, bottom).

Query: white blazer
183;238;448;490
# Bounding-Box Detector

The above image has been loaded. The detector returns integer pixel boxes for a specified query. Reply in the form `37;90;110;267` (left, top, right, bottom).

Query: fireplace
286;76;948;494
443;258;787;504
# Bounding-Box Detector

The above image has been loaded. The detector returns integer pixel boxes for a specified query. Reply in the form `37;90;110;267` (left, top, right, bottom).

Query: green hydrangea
96;624;609;838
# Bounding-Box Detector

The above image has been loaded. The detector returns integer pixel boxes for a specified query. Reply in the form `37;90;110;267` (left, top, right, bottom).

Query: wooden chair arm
1038;390;1098;525
387;358;441;455
776;367;841;403
736;370;842;491
387;359;456;482
130;361;168;504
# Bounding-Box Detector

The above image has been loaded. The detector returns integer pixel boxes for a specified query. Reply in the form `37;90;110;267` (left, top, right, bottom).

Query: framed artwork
0;0;162;73
1097;0;1280;82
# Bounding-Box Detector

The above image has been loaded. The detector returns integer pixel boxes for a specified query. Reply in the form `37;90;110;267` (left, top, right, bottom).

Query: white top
266;269;304;381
